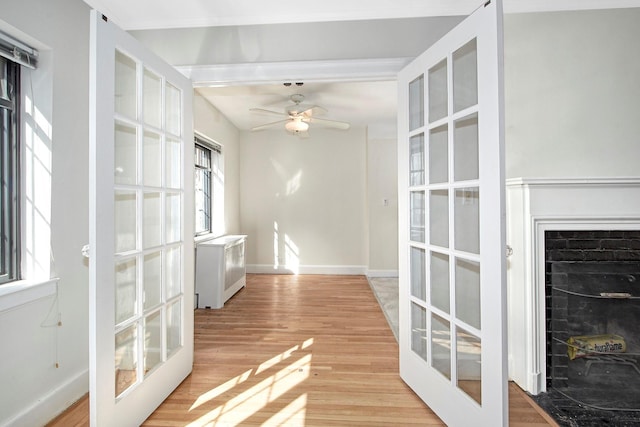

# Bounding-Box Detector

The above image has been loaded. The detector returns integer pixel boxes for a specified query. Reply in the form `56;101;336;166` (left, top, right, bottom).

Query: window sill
0;278;59;313
195;233;223;244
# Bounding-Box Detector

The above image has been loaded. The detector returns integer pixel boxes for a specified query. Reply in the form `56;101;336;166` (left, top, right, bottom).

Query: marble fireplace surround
506;177;640;395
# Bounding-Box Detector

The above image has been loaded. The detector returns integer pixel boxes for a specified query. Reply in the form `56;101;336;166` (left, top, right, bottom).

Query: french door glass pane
165;192;181;243
429;125;448;184
410;191;425;243
114;51;137;119
166;138;181;189
455;258;480;329
410;246;426;301
409;75;424;131
115;324;138;397
167;299;182;356
409;134;425;186
114;123;137;185
115;258;137;324
143;68;162;128
411;302;427;361
457;327;482;405
144;310;162;375
166;82;181;136
165;246;181;299
430;251;450;313
143;192;161;249
143;251;162;309
143;131;162;187
115;190;137;253
428;59;448;123
454;114;479;182
454;188;479;254
455;258;481;330
431;313;451;380
429;189;449;248
453;38;478;113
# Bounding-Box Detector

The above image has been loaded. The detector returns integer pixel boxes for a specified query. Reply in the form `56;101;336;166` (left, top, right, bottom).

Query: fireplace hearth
534;230;640;426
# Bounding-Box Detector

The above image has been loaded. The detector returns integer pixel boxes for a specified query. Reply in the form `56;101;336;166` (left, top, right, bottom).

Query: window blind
195;133;222;154
0;30;38;69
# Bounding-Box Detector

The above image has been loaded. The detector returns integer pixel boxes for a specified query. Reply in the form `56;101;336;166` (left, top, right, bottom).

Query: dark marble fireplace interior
532;230;640;427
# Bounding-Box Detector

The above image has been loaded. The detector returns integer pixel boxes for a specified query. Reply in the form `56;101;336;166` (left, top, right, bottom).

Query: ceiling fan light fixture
250;93;349;134
285;119;309;133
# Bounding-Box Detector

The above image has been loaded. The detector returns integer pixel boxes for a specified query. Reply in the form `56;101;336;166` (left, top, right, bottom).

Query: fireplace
543;230;640;425
506;178;640;425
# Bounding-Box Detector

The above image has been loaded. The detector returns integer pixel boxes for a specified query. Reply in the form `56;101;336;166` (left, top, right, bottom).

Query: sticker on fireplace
567;334;626;360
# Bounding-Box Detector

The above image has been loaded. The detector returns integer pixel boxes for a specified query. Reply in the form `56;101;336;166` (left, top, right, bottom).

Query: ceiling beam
178;58;412;87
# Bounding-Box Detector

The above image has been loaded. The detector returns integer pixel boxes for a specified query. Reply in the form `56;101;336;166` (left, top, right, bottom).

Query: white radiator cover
195;235;247;309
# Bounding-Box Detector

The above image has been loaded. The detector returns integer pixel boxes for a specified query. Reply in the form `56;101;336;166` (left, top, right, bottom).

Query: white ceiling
83;0;640;136
196;81;399;133
83;0;640;30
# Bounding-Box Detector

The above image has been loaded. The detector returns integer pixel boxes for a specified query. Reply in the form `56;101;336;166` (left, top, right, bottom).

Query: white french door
397;1;507;426
89;10;194;426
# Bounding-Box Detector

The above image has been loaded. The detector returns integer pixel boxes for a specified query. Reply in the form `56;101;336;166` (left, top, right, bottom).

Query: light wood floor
48;274;556;427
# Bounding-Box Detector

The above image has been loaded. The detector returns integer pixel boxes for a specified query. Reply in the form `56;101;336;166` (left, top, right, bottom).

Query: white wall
504;8;640;179
0;0;91;425
240;128;368;274
193;92;242;235
367;137;398;275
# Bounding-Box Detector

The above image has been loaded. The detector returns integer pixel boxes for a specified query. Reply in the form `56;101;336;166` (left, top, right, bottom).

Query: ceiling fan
250;94;350;137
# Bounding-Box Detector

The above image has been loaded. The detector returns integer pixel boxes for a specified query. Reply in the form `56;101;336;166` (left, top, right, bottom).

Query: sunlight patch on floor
187;340;313;426
262;393;308;426
256;342;304;375
189;368;253;411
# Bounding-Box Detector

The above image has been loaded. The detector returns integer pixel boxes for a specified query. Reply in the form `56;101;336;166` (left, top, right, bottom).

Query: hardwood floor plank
48;274;554;426
44;394;89;427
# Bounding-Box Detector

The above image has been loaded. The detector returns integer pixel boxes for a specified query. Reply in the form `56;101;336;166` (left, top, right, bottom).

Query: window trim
194;132;222;237
0;56;20;285
194;141;212;236
0;29;38;69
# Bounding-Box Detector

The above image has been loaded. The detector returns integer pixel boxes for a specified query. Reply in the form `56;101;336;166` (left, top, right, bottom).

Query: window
194;142;211;235
194;133;222;236
0;56;20;284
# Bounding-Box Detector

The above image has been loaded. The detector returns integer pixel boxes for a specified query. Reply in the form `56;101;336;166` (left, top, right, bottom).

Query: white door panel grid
89;9;194;426
397;1;507;425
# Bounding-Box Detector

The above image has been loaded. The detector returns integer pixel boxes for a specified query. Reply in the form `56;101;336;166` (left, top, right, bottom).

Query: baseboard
246;264;367;275
2;369;88;427
366;269;399;278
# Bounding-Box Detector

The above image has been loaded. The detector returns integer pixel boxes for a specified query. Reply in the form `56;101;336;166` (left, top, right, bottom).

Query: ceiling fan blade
250;108;288;117
308;117;351;130
289;105;327;117
303;105;328;117
251;119;289;131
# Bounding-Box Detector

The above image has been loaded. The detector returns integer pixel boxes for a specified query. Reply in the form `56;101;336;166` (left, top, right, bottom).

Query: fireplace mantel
505;177;640;394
